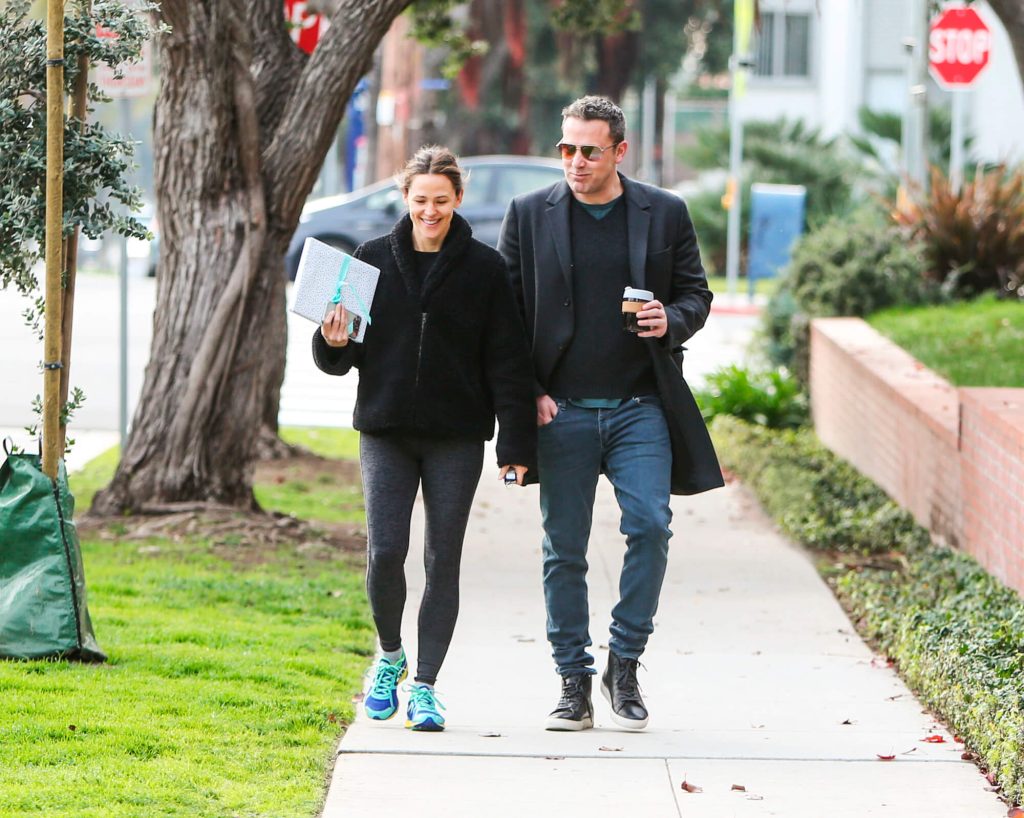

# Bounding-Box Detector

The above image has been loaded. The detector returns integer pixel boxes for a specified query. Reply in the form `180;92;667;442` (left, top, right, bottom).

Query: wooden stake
42;0;66;480
59;1;91;454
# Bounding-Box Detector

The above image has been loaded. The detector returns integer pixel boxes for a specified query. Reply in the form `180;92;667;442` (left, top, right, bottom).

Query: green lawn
869;293;1024;387
1;428;374;818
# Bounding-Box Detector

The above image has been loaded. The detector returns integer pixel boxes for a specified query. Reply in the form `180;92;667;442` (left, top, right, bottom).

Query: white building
740;0;1024;164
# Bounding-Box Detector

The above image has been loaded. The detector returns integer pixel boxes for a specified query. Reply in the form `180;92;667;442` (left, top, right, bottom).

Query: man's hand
637;299;668;339
321;303;350;348
499;464;529;486
536;394;559;426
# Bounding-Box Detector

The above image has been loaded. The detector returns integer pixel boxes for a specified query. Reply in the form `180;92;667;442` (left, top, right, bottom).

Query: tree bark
987;0;1024;94
92;0;412;514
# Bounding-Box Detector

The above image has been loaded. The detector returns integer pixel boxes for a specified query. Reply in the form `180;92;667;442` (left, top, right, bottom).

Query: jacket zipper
413;311;428;397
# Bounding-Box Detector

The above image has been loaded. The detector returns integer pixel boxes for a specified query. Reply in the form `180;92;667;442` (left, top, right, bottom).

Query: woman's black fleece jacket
311;212;537;471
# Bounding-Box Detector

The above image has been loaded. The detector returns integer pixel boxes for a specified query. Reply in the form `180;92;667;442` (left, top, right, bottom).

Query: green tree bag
0;442;105;661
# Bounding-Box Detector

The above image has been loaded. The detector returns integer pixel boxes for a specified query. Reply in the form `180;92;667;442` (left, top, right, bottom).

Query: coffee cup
622;287;654;333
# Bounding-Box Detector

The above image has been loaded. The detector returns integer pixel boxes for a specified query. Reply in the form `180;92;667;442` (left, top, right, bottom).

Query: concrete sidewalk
322;464;1005;817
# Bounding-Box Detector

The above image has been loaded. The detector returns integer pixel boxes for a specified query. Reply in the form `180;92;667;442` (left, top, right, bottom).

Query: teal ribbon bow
330;255;372;335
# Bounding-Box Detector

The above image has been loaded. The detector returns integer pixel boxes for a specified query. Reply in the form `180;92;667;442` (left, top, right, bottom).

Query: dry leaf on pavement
681;780;703;793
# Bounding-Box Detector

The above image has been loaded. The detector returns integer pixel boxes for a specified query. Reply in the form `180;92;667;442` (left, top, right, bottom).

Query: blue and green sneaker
364;652;408;720
404;683;446;732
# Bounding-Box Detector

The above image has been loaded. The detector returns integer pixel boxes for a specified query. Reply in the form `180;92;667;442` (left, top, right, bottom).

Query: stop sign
929;5;991;88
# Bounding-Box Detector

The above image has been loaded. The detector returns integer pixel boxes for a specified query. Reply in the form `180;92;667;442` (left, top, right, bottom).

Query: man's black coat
498;175;724;495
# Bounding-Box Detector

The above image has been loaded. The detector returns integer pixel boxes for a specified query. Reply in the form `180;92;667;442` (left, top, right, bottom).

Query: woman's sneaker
364;652;408;720
404;683;446;732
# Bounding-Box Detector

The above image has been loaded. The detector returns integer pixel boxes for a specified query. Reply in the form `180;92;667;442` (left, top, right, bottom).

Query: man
498;96;723;731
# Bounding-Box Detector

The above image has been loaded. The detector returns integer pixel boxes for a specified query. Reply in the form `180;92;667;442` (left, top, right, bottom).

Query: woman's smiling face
404;173;463;251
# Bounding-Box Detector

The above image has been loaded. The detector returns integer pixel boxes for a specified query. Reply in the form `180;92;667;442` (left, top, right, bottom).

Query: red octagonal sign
929;5;991;88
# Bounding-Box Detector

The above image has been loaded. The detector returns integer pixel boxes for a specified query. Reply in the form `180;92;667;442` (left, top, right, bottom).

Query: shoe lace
405;684;446;716
369;658;404;698
616;659;644;703
558;675;587;707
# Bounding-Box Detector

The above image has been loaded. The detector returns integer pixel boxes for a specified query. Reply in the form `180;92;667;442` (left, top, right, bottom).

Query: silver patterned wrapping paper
290;237;380;343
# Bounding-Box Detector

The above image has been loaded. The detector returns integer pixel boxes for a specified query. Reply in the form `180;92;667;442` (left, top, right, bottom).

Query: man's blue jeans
537;396;673;677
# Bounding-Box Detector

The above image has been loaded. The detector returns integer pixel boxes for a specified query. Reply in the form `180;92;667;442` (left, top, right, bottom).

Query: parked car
284;155;563;280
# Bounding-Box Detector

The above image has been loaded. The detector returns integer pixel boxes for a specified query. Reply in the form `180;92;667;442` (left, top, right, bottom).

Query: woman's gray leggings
359;432;484;685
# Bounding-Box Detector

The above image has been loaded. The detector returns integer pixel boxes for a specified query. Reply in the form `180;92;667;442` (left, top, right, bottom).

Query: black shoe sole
600;679;649;730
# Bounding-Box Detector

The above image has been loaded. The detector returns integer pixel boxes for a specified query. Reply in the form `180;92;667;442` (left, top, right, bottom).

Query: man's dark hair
561;96;626;144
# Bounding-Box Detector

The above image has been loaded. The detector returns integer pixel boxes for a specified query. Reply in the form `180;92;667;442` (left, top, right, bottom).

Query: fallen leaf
954;735;963;743
900;747;918;755
841;719;853;725
68;725;77;732
351;693;364;703
1007;808;1024;817
962;751;977;761
479;732;504;738
598;746;623;752
922;734;946;743
680;780;703;793
731;784;746;792
877;753;896;761
986;772;999;786
327;712;338;723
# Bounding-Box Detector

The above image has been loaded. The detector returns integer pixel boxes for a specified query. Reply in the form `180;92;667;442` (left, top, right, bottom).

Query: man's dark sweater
547;196;657;400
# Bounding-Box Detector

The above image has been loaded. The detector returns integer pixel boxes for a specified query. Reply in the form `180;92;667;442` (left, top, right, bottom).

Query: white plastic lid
622;287;654;301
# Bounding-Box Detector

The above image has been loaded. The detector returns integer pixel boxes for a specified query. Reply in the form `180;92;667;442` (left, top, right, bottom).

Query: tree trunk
92;0;412;515
987;0;1024;94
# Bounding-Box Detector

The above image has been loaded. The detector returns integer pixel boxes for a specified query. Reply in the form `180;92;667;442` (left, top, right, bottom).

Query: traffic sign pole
950;90;966;193
928;4;991;193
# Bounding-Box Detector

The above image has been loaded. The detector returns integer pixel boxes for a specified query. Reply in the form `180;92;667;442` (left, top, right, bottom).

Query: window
754;12;812;79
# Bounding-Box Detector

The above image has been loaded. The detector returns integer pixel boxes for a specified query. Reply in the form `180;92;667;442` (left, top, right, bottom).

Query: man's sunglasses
556;142;619;161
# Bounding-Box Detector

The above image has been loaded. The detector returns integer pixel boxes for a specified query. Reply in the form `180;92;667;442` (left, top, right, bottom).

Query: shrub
682;118;861;277
695;364;808;429
894;165;1024;299
762;208;936;381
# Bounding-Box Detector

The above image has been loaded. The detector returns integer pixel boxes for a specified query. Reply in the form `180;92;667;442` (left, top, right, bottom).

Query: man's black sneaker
545;673;594;731
601;651;649;729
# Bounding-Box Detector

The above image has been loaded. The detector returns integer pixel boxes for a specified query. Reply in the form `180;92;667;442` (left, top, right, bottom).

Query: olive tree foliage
0;0;153;335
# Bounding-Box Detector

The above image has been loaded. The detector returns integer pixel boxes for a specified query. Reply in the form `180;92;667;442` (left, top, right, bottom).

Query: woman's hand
499;464;529;486
321;303;350;347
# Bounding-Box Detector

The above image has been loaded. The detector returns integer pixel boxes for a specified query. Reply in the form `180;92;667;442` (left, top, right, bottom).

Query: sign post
929;4;991;192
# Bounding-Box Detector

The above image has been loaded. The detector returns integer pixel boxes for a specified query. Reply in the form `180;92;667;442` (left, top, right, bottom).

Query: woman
313;146;536;732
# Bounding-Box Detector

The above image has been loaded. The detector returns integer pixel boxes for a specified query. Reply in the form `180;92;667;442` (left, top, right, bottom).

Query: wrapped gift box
290;237;380;343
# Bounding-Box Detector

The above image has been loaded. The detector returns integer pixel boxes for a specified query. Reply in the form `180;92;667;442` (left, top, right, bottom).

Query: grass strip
711;414;1024;805
1;428;374;818
868;293;1024;387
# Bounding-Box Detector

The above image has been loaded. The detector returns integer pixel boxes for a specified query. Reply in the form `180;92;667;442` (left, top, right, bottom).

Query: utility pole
905;0;930;191
725;0;756;297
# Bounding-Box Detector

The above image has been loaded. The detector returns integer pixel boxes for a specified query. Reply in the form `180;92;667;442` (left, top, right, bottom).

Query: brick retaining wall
810;318;1024;594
